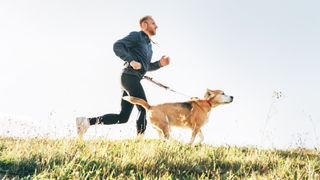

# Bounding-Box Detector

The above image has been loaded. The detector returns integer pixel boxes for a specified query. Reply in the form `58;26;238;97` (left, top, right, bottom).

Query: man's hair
139;15;152;26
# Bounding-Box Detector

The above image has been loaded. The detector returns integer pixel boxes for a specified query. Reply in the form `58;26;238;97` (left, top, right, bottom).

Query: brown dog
123;89;233;144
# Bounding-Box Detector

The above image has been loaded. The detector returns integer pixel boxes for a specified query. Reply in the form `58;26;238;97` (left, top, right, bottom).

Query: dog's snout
230;96;234;102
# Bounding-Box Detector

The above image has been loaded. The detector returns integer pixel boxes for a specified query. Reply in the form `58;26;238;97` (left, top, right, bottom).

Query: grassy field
0;137;319;179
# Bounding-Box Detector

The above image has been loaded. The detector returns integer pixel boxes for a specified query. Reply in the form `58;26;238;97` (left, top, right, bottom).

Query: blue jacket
113;31;161;78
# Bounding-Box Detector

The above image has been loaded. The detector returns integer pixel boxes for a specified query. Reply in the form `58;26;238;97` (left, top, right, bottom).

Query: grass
0;137;319;179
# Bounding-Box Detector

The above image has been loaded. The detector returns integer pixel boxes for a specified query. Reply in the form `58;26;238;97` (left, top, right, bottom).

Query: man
76;15;170;137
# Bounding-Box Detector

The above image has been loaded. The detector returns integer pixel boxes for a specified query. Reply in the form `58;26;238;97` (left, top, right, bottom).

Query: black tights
89;73;147;134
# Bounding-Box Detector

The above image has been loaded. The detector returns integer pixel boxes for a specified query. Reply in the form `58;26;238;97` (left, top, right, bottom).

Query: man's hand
160;55;170;67
130;60;142;70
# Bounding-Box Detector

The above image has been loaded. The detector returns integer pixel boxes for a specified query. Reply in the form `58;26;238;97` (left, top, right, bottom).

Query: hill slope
0;137;319;179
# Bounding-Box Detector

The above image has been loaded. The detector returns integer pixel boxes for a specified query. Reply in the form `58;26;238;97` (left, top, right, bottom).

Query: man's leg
88;90;134;125
86;74;147;134
136;106;147;134
120;74;147;135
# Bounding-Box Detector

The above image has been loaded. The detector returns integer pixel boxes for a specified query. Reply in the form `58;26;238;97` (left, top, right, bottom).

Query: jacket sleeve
148;60;161;71
113;32;139;63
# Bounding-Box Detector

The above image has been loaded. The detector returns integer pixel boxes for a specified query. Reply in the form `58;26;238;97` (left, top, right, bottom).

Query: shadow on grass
0;154;273;179
0;154;66;178
68;155;273;179
0;158;37;178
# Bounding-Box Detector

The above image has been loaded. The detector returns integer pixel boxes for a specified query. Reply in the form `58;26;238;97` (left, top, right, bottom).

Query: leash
143;75;192;99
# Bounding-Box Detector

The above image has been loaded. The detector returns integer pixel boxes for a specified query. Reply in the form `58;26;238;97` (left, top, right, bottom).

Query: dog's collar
205;100;212;107
193;100;212;112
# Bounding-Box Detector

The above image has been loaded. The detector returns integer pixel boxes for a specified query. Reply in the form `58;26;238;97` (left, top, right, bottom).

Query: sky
1;0;319;149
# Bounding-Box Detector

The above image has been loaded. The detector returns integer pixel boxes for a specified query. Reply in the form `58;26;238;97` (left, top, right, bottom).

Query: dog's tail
122;96;151;110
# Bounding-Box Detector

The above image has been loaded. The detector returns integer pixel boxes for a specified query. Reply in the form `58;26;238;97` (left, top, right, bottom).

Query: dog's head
204;89;233;107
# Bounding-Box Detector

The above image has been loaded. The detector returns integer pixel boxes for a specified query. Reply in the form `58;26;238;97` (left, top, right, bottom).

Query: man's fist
160;55;170;67
130;60;142;70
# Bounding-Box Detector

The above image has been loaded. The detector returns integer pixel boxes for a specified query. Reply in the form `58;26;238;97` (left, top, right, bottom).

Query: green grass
0;137;319;179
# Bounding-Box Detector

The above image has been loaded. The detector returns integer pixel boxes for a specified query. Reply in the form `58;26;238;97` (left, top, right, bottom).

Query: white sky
1;0;319;149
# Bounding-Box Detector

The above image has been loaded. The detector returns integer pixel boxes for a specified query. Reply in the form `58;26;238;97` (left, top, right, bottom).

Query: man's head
140;15;158;37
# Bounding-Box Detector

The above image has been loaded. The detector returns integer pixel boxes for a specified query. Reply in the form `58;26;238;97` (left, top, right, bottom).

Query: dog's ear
204;89;214;99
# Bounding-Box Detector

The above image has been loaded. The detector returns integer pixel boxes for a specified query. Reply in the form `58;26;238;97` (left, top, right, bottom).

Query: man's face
143;18;158;36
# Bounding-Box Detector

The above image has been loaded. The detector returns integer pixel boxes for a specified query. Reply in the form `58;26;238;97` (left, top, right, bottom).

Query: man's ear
141;21;148;30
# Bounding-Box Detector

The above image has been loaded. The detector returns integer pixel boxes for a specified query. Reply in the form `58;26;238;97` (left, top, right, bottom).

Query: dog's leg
198;129;204;143
189;127;200;144
155;128;165;139
156;129;163;138
151;115;171;141
162;125;170;140
161;116;171;140
152;121;170;141
156;127;170;141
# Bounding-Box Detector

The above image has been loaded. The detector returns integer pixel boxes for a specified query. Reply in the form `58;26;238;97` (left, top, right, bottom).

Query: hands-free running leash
143;76;192;99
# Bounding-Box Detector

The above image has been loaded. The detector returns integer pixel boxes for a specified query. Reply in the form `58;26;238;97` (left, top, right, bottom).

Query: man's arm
148;55;170;71
113;32;139;63
148;61;161;71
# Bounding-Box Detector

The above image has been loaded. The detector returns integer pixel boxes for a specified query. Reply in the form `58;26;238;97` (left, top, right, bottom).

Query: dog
123;89;233;144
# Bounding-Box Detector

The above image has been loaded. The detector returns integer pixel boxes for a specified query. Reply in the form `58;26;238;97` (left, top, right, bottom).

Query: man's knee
118;117;129;124
117;110;131;124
